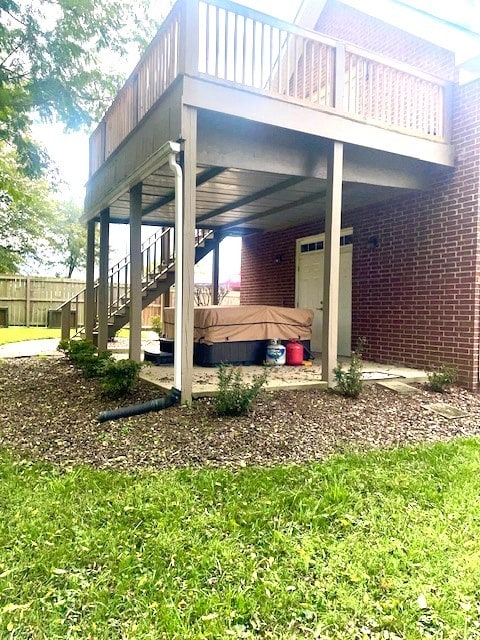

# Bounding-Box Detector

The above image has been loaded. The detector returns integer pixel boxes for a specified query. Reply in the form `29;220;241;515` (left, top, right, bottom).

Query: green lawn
0;327;151;345
0;327;62;345
1;440;480;639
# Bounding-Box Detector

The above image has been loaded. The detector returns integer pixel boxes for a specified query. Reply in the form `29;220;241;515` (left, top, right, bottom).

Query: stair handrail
57;227;216;338
108;228;215;318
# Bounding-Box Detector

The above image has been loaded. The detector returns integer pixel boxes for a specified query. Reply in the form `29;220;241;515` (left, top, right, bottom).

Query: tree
194;284;231;306
0;0;160;177
50;201;93;278
0;0;169;274
0;142;56;273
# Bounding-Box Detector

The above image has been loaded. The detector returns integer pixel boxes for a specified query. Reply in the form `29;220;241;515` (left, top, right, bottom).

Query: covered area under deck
81;122;450;402
80;0;455;402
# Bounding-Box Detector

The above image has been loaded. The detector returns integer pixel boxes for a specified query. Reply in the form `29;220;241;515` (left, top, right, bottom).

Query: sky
33;0;480;279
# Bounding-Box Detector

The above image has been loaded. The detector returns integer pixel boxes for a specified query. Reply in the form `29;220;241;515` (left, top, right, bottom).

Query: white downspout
168;148;183;392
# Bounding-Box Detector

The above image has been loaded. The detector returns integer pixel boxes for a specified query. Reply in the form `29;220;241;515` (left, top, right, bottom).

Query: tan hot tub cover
163;305;313;345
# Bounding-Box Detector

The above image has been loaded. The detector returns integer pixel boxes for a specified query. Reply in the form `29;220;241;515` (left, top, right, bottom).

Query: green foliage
57;338;111;378
100;359;141;399
427;364;457;393
49;200;97;278
0;0;161;175
150;315;163;338
333;338;366;398
1;440;480;637
0;0;168;273
0;143;57;273
57;337;96;365
215;364;267;416
58;338;139;396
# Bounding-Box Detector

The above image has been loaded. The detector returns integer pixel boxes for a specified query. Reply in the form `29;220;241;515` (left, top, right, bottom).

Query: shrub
81;350;113;379
427;365;457;393
151;316;163;338
58;338;97;367
100;359;142;399
58;338;138;398
333;338;366;399
57;338;112;378
215;364;268;416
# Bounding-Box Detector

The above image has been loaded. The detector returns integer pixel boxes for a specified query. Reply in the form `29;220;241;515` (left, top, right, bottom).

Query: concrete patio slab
140;353;427;398
0;335;427;398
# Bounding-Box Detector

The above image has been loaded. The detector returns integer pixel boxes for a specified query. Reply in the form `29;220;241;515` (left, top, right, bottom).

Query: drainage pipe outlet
98;387;181;423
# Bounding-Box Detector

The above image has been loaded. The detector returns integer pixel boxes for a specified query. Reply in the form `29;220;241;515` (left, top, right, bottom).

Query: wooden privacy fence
0;275;86;327
0;274;239;328
0;275;162;328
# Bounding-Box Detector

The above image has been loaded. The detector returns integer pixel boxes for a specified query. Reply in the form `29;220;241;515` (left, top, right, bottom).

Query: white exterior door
296;230;353;356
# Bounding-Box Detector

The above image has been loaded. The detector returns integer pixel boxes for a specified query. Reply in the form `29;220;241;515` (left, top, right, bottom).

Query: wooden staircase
58;228;221;340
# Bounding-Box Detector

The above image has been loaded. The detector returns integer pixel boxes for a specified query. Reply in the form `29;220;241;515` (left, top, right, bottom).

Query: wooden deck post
97;208;110;352
212;240;220;306
84;218;96;341
179;106;198;403
322;140;344;386
61;301;71;341
129;182;143;362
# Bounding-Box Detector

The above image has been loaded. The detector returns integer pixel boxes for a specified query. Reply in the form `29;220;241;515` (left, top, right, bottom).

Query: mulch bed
1;357;479;472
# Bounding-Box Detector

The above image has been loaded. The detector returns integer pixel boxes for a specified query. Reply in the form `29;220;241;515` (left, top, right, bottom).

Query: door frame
295;227;353;352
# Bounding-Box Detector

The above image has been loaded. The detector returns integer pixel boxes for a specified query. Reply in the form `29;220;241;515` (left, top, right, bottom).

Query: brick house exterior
241;2;480;388
81;0;473;400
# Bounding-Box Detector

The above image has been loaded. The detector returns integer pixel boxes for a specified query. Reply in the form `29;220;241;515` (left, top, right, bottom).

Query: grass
1;440;480;638
0;327;153;345
0;327;62;345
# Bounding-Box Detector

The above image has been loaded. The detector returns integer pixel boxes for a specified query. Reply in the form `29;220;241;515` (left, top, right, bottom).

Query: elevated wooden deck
84;0;456;229
88;0;454;185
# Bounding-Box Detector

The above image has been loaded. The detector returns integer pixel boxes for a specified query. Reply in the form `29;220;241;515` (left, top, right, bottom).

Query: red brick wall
241;79;480;388
315;0;457;82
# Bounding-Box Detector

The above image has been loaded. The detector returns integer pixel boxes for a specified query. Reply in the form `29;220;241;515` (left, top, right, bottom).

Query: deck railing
89;0;451;176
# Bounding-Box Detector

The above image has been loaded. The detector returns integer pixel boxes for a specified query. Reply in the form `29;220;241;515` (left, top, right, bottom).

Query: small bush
333;338;366;399
81;350;113;379
151;316;163;338
427;365;457;393
57;339;112;378
58;339;97;367
100;359;141;399
58;338;138;398
215;364;268;416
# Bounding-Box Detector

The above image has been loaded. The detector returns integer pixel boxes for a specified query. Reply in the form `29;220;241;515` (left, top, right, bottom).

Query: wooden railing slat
89;0;451;177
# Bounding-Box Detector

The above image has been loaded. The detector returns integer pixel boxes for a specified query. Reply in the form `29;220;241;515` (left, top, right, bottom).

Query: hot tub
163;305;313;366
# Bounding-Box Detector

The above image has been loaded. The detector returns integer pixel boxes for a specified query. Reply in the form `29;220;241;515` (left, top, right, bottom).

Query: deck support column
178;106;197;403
85;218;96;341
129;183;143;362
97;208;110;352
212;240;220;305
322;140;344;386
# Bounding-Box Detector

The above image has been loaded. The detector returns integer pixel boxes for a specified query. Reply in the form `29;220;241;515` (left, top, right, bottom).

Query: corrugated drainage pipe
98;387;180;423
